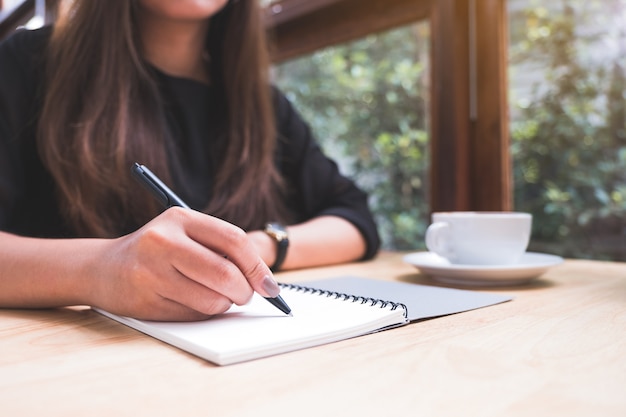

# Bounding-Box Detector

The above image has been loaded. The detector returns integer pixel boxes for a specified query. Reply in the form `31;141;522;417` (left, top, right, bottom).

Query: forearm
0;209;279;321
0;231;104;308
250;216;368;271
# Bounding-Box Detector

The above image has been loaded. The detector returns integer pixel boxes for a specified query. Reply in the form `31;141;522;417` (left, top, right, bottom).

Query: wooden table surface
1;252;625;417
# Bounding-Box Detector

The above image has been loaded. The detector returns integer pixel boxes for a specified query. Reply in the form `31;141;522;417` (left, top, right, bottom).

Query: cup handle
425;221;452;259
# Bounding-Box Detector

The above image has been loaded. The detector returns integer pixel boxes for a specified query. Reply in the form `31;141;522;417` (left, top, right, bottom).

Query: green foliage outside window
273;24;431;251
509;0;626;260
273;1;625;260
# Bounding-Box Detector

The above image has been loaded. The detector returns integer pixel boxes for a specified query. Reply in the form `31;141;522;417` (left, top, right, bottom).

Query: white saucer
403;251;564;286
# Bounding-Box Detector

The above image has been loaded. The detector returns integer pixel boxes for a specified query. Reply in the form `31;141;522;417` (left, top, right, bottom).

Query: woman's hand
90;207;278;321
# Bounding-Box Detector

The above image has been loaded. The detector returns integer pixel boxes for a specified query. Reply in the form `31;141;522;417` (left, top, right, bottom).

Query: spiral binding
279;283;409;319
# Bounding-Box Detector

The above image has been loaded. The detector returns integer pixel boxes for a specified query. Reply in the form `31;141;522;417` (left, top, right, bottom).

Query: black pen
131;162;292;316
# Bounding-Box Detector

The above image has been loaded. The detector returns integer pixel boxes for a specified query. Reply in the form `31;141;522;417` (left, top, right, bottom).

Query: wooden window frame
0;0;59;39
0;0;33;39
265;0;511;213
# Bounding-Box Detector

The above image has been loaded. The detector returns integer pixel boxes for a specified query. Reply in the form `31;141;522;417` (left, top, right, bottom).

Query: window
268;0;624;261
266;0;510;250
273;23;431;249
509;0;626;260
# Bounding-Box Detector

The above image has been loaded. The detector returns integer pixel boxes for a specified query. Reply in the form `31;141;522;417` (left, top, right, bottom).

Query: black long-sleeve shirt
0;27;380;258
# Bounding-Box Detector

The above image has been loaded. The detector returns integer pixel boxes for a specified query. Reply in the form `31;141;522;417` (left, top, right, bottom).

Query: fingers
177;209;278;298
167;238;255;306
119;207;279;321
151;267;234;319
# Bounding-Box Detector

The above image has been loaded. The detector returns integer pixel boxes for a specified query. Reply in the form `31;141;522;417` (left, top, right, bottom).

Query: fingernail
262;275;281;298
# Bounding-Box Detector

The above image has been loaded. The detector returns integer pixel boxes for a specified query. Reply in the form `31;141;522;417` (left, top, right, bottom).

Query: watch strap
271;237;289;272
265;223;289;272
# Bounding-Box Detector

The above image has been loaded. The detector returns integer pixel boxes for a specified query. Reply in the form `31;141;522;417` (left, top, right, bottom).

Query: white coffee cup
425;212;532;265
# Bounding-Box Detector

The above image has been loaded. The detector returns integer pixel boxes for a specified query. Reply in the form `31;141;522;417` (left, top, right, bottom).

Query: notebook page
95;285;407;365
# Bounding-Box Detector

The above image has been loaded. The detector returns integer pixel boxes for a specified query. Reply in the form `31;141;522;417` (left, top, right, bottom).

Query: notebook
94;281;409;366
300;276;512;322
95;277;511;365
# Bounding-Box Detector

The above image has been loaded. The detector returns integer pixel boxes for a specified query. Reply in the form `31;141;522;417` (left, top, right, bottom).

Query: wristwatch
264;222;289;272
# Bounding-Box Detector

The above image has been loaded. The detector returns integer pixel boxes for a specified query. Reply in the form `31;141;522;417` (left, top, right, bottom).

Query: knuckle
205;258;254;305
211;258;240;284
133;222;184;260
136;224;171;250
220;225;248;249
156;206;192;231
163;205;189;220
240;257;270;284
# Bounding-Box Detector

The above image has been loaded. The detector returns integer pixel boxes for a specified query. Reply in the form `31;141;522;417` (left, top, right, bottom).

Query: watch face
266;223;288;241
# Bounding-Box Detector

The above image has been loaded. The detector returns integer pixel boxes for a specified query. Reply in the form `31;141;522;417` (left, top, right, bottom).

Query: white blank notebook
95;283;409;366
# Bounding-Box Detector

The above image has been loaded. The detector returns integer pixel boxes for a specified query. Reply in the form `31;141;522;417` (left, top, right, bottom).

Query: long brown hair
38;0;288;237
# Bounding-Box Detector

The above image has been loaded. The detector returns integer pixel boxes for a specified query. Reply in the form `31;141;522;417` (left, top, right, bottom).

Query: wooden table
1;252;625;416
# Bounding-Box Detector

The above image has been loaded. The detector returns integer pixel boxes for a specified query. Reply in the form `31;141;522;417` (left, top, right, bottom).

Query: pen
131;162;292;316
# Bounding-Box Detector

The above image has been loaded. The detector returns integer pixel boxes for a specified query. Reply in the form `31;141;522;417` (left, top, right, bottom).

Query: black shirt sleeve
273;88;380;259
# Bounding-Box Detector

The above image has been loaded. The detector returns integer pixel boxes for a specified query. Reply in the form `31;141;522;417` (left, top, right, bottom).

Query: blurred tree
509;0;626;260
273;24;431;250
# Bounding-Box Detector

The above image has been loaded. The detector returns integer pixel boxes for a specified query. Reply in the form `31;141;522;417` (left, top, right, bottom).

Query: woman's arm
0;208;278;321
248;215;366;271
269;88;381;267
